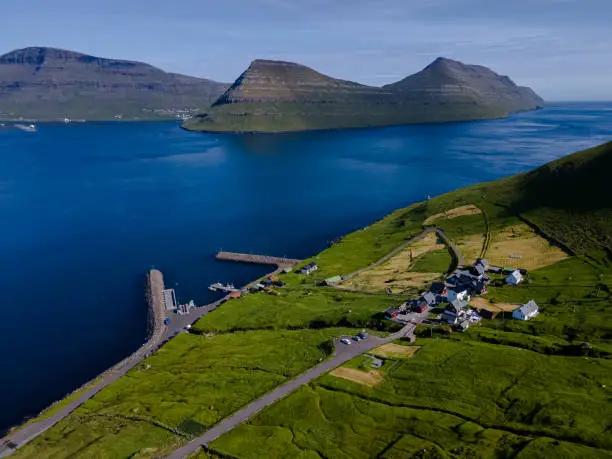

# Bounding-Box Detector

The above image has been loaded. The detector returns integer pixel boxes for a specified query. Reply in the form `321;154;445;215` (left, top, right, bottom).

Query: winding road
164;314;426;459
340;227;463;284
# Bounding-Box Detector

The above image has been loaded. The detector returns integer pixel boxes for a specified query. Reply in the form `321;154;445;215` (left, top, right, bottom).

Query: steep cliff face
213;59;378;105
184;57;543;133
0;47;229;120
385;57;543;111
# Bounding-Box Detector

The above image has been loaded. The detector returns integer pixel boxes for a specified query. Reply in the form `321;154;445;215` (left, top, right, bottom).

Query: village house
476;258;489;271
413;301;428;313
422;291;438;306
512;300;539;320
447;287;470;303
447;299;469;315
430;282;447;298
440;311;458;324
456;319;470;332
298;262;319;275
505;269;524;286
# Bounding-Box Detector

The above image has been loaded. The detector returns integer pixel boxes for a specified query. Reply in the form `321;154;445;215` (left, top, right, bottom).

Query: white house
447;287;470;303
299;262;319;275
505;270;524;286
512;300;539;321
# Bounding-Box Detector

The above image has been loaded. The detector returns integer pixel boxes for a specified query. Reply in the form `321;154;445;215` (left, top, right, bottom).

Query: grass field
485;223;568;270
210;339;612;458
11;328;358;459
192;287;399;333
372;343;420;359
330;367;384;388
338;232;448;293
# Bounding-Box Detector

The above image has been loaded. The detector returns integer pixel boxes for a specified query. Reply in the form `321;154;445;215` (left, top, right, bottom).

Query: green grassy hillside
10;141;612;458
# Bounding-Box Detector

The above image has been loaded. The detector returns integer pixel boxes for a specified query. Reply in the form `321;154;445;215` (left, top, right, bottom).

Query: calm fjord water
0;102;611;431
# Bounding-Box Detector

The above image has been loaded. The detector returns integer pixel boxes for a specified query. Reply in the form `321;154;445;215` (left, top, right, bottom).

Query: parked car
358;332;368;339
352;336;361;342
341;338;351;345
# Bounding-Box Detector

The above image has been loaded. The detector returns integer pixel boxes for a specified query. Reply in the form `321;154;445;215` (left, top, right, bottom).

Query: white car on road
341;338;351;345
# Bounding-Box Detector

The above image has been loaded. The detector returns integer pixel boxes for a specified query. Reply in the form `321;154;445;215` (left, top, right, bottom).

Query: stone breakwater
145;269;166;341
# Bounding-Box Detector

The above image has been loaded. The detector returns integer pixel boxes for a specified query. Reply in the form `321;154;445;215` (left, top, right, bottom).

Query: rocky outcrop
0;47;229;120
184;57;543;133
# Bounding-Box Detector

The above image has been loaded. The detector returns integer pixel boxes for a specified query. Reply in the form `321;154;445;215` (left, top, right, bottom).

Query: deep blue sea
0;102;611;431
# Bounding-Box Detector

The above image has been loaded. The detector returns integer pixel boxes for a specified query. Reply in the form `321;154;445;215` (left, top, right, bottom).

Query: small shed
456;319;470;332
480;309;498;320
229;291;241;299
413;302;428;313
505;270;524;286
385;307;399;319
324;275;342;285
512;300;539;320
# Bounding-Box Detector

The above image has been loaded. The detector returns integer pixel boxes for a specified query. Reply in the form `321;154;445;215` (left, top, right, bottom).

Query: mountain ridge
184;56;544;133
0;46;230;121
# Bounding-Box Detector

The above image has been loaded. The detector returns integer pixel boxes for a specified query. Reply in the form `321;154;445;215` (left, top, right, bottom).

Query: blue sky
1;0;610;100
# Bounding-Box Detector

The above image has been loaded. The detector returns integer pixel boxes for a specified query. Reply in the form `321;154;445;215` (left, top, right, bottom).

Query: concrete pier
215;252;302;268
145;269;166;340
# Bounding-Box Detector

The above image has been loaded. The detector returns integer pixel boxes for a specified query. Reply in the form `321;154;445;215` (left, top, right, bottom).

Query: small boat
209;282;236;293
209;282;224;292
15;123;37;132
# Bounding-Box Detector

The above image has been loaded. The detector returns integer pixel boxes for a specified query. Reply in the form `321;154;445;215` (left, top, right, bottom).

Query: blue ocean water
0;102;610;431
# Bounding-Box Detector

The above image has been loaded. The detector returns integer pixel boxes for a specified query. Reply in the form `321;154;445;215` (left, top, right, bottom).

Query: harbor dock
215;252;302;268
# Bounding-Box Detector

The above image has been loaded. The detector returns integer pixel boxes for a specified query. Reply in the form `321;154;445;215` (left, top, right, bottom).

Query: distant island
0;47;229;121
183;57;544;133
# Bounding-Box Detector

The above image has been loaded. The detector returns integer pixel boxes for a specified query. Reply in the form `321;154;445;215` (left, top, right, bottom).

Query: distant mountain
183;57;543;133
0;47;229;121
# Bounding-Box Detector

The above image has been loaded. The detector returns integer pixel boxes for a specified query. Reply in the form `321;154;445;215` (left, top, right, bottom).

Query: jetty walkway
215;252;301;267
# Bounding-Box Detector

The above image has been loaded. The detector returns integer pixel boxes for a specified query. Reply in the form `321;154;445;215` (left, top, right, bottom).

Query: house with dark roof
298;262;319;275
479;309;497;320
512;300;539;320
430;282;447;296
476;258;489;271
441;311;458;324
422;291;438;306
471;263;486;276
447;299;469;315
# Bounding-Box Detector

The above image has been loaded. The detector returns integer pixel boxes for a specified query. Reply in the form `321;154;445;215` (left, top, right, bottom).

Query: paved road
164;314;427;459
0;296;226;458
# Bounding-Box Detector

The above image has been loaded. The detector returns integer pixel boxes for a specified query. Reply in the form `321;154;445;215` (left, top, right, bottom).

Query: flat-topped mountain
0;47;229;121
184;57;543;133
